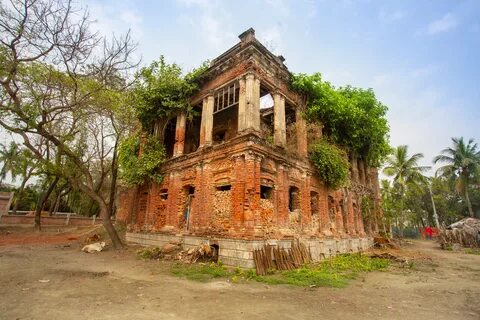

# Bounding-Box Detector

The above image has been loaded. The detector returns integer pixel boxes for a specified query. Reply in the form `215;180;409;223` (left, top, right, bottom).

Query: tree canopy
434;137;480;217
290;73;390;167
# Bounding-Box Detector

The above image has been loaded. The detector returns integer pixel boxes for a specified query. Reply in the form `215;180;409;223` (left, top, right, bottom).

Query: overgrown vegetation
309;140;350;189
118;134;166;186
290;73;390;167
170;254;389;287
131;56;209;133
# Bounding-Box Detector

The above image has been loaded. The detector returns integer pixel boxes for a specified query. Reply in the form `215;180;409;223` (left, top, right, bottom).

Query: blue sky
3;0;479;177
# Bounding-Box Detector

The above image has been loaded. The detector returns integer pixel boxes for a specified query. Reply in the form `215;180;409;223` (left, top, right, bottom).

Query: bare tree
0;0;137;248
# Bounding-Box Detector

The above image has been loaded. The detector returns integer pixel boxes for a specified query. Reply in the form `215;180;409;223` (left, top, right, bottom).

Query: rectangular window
213;81;239;114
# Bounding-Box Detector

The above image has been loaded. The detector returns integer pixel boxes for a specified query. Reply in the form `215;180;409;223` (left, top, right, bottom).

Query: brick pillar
296;107;308;157
318;184;330;234
253;78;261;131
237;78;246;131
190;163;204;232
199;94;214;147
165;171;181;230
300;171;312;227
350;155;359;182
346;189;355;235
276;163;289;227
244;72;260;131
358;158;365;185
273;92;286;147
174;112;186;156
201;162;213;231
231;154;246;229
243;152;260;231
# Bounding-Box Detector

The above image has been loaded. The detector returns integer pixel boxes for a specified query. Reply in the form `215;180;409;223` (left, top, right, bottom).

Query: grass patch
171;262;230;282
464;248;480;255
137;247;162;260
170;254;389;287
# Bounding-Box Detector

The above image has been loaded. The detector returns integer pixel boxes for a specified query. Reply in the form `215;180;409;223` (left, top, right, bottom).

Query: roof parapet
238;28;255;43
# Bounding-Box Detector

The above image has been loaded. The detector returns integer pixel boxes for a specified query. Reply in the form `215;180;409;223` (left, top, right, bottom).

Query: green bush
309;140;350;189
118;134;166;186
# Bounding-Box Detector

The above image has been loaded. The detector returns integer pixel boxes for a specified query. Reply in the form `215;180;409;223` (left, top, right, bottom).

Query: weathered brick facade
117;28;382;250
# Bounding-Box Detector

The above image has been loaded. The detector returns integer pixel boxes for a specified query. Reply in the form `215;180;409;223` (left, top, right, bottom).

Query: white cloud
426;13;458;35
175;0;234;54
379;9;405;23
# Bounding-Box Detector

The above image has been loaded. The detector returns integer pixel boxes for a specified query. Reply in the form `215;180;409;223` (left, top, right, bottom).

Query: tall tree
383;145;430;236
11;146;38;214
434;137;480;217
0;141;20;184
0;0;137;248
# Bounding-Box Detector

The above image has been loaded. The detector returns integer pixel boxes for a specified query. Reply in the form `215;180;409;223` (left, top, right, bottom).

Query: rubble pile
137;241;218;263
439;218;480;249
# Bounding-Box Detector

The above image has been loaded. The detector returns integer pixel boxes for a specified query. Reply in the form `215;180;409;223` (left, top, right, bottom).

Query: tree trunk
34;177;59;231
428;184;440;228
465;184;474;217
108;139;119;217
12;177;28;215
99;202;123;249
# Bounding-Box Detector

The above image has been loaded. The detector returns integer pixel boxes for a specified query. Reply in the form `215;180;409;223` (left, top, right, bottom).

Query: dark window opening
213;104;238;144
216;185;231;191
288;186;300;212
184;105;202;154
160;189;168;200
187;186;195;195
214;130;226;142
260;87;274;143
211;244;219;262
261;185;273;199
285;104;297;152
163;118;176;158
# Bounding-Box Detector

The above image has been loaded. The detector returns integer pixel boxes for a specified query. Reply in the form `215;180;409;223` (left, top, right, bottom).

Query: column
358;158;365;185
273;92;286;147
300;172;312;226
253;78;261;131
241;72;261;132
237;78;246;131
173;112;186;156
296;107;308;157
199;93;214;147
231;154;246;229
245;73;255;129
350;155;359;182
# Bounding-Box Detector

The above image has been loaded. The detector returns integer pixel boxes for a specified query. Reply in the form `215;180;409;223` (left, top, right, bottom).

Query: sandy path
0;237;478;320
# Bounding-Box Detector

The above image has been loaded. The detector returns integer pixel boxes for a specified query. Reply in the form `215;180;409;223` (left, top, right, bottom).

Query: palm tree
434;137;480;217
383;145;430;236
0;142;20;184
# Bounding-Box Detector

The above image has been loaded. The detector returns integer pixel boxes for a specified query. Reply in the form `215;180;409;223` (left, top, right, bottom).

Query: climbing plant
309;140;350;189
290;73;390;167
131;56;209;133
118;134;166;186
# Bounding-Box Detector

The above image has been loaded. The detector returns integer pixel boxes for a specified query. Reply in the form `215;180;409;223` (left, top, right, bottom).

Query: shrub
310;140;350;189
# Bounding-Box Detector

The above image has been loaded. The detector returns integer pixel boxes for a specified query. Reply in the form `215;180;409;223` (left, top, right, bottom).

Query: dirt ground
0;227;479;320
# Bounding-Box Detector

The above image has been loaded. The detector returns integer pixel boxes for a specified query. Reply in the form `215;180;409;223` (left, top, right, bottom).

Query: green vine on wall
118;134;166;186
309;140;350;189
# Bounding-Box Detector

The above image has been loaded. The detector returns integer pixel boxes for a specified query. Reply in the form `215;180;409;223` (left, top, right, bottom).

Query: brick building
118;28;382;267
